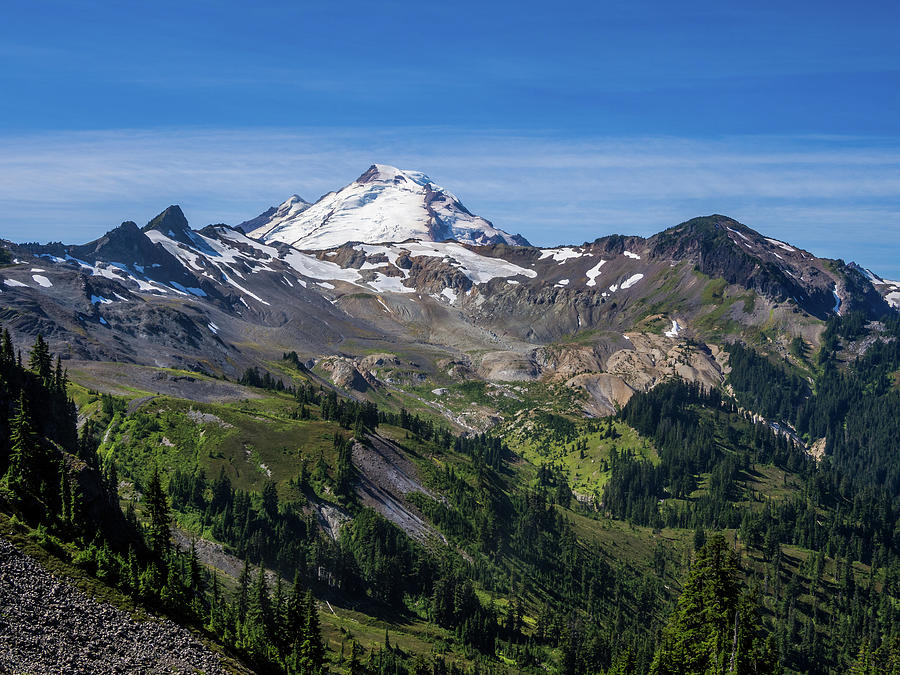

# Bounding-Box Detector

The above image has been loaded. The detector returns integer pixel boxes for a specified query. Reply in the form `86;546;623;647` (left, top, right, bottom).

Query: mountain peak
356;164;431;187
247;165;529;249
143;205;190;236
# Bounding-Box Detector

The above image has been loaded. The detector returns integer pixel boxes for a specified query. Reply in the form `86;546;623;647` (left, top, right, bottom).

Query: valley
0;166;898;674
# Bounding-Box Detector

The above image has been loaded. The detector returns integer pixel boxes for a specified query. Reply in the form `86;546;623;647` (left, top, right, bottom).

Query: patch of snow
3;279;28;288
99;317;108;325
364;272;404;293
623;250;641;259
621;273;644;289
401;241;536;284
441;287;458;304
765;237;796;252
90;295;112;305
221;272;271;305
539;247;582;263
507;279;519;285
886;291;900;309
169;281;207;297
31;275;52;287
145;230;205;271
30;268;45;272
368;273;413;293
726;227;752;243
208;322;219;334
354;244;404;270
317;282;336;290
557;279;569;286
585;259;607;287
664;320;682;338
280;249;362;284
832;285;842;314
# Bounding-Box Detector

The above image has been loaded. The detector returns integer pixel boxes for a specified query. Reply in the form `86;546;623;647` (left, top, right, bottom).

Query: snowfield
250;165;525;249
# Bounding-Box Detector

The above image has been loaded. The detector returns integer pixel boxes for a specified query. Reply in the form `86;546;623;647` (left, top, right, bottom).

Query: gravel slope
0;537;233;674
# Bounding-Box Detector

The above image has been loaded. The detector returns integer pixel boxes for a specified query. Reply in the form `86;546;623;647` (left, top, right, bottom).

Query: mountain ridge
2;198;895;424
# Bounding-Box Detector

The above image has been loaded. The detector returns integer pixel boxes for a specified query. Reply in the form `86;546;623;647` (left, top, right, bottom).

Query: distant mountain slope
246;164;530;248
236;195;309;235
1;201;895;418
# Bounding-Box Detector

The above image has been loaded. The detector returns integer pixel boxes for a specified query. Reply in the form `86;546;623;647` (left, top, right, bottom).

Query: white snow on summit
248;165;527;250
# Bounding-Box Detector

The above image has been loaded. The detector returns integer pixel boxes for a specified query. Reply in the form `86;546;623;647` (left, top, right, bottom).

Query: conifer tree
27;333;52;382
53;354;65;391
5;393;38;497
251;565;272;631
649;534;778;674
59;461;72;527
144;468;171;563
0;328;13;365
299;589;326;674
237;558;251;624
286;572;308;645
188;539;203;597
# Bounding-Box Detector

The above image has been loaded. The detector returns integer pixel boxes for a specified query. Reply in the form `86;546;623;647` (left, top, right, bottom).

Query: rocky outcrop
318;356;373;392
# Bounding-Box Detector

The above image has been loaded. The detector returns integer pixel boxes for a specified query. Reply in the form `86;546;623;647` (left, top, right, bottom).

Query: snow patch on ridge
539;247;582;263
585;259;607;287
621;273;644;289
765;237;796;252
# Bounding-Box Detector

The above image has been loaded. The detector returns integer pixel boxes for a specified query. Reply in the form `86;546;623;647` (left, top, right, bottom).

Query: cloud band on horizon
1;128;899;279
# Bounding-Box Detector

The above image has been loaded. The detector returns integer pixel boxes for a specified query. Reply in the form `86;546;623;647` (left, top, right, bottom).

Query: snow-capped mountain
1;205;895;411
236;195;310;235
246;164;530;249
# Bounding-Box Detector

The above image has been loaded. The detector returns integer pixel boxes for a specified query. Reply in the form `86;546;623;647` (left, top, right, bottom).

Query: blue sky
2;0;900;277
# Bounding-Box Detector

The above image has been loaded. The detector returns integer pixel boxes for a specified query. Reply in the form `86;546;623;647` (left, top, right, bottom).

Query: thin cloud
0;128;898;277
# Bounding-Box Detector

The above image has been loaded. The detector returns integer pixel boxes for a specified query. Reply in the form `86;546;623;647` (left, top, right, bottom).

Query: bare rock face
605;333;723;391
566;373;635;416
351;433;444;543
477;350;541;381
318;356;373;392
357;353;402;370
